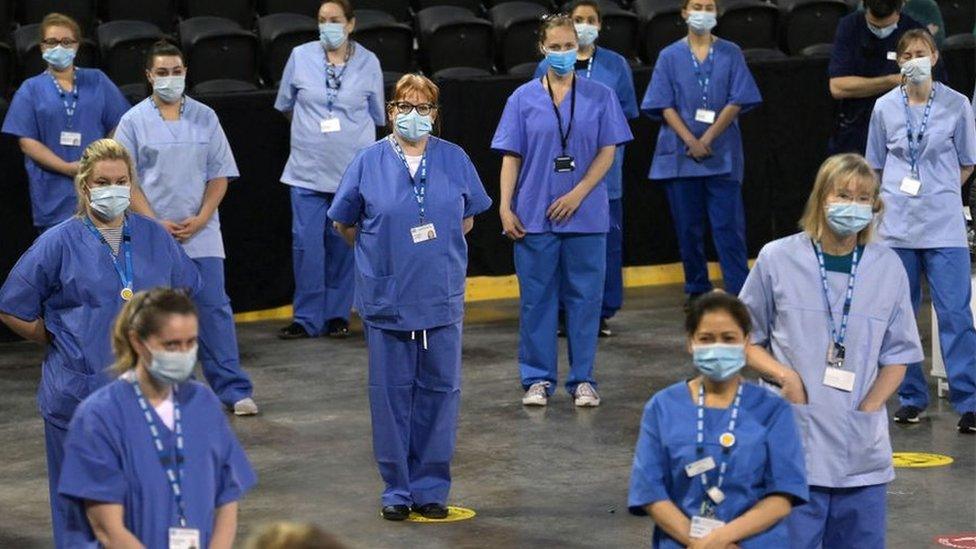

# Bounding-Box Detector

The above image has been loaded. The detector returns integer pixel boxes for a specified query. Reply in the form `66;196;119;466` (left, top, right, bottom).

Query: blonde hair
111;288;197;374
74;138;137;216
538;13;576;44
40;13;82;43
799;153;883;245
245;522;347;549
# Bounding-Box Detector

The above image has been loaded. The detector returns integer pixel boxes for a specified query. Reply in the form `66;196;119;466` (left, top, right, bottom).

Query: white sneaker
233;397;259;416
522;382;550;406
574;383;601;407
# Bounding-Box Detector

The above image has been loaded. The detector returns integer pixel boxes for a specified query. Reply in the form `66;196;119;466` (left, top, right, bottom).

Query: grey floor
0;285;973;548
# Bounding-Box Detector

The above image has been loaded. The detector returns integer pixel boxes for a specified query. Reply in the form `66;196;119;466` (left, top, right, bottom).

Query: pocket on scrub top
359;273;398;320
48;361;95;424
845;409;892;477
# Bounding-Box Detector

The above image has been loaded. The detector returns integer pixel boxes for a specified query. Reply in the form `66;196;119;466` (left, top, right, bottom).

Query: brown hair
111;288;197;374
683;0;720;10
537;13;576;44
568;0;602;21
685;291;751;336
896;28;937;56
145;39;185;70
39;13;82;43
73;139;137;216
245;522;348;549
799;153;883;246
320;0;354;20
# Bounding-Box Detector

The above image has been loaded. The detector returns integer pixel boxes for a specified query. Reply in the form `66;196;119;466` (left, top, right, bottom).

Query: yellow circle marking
405;506;476;523
892;452;954;468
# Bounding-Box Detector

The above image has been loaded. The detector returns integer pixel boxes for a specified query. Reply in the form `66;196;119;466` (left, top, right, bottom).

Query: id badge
411;223;436;244
886;51;897;61
169;527;201;549
706;486;725;504
320;117;341;133
900;176;921;196
60;131;82;146
684;456;716;477
823;366;855;392
554;155;575;173
690;516;726;539
695;109;716;124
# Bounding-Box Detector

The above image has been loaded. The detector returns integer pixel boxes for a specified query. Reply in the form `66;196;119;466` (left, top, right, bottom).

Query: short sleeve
274;49;298;112
953;97;976;166
597;88;634;148
627;399;672;515
206;116;240;180
728;48;762;113
0;235;61;321
878;264;924;366
640;52;676;120
366;55;386;126
98;71;132;131
533;60;548;79
459;150;492;218
2;84;40;139
738;247;775;347
828;17;858;78
615;57;640;120
761;401;809;505
58;407;127;504
327;150;366;225
490;91;525;156
214;412;257;507
113;115;138;164
865;104;888;170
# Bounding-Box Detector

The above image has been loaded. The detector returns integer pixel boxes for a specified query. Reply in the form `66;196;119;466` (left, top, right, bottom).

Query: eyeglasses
389;101;437;116
41;38;79;47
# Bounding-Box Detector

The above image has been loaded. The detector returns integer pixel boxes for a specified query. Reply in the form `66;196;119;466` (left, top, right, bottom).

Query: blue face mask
546;48;578;75
687;11;718;35
42;45;76;70
395;110;433;142
693;344;746;381
319;22;347;50
826;202;874;236
574;23;599;47
867;20;897;39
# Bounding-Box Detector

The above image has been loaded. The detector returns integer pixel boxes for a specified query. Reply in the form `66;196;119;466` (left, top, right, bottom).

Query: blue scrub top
534;47;639;200
739;233;924;488
328;137;492;331
1;68;131;228
275;41;385;194
59;378;257;548
114;96;240;259
628;381;808;549
866;82;976;249
641;38;762;183
0;214;201;428
491;76;633;234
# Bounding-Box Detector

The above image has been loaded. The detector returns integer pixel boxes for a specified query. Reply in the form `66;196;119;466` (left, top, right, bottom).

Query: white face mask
89;185;131;219
900;56;932;84
146;344;198;385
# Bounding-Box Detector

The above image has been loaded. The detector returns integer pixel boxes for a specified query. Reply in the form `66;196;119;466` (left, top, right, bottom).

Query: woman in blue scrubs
1;13;131;232
740;154;924;549
330;74;491;521
0;139;200;548
493;14;632;408
629;291;807;548
59;288;256;548
865;29;976;431
534;0;639;336
641;0;761;307
117;40;258;416
275;0;385;340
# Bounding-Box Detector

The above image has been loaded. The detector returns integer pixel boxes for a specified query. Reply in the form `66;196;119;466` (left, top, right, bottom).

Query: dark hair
567;0;601;21
538;13;576;44
863;0;902;19
320;0;354;20
112;288;197;373
145;39;185;70
684;291;752;336
682;0;721;10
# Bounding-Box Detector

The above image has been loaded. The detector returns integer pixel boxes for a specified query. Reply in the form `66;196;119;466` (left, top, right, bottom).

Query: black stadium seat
799;42;833;57
120;82;148;104
97;21;164;88
0;41;12;95
101;0;178;34
715;0;779;51
595;1;639;59
181;0;256;30
634;0;687;64
489;2;547;73
486;0;553;7
356;9;397;26
13;24;98;82
352;18;415;74
414;0;484;13
506;60;540;77
258;0;320;16
417;6;493;74
0;0;12;40
257;13;316;85
432;66;492;81
17;0;97;36
178;17;259;87
355;0;412;22
742;47;787;62
937;0;975;37
942;33;974;97
778;0;849;56
191;78;260;94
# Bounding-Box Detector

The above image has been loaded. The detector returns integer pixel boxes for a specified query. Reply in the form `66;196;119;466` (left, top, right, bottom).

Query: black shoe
381;504;411;521
327;318;350;338
893;405;924;424
412;503;449;519
557;310;566;337
277;322;310;340
598;318;612;338
958;412;976;434
683;293;705;313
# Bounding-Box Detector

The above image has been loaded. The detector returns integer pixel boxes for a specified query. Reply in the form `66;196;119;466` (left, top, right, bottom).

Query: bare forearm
199;178;228;221
0;313;47;344
209;502;238;549
702;105;741;143
19;138;76;176
718;495;792;543
128;185;155;217
648;501;693;546
858;364;906;411
746;344;791;382
333;222;356;246
86;502;144;549
463;216;474;235
829;75;899;99
574;146;616;197
662;108;697;144
499;155;521;212
961;166;974;185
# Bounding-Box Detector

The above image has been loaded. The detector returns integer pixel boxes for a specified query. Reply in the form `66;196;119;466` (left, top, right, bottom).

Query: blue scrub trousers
193;257;253;407
602;198;624;319
46;420;93;548
892;247;976;413
290;186;354;335
365;322;462;507
788;484;886;549
515;232;605;395
662;176;749;296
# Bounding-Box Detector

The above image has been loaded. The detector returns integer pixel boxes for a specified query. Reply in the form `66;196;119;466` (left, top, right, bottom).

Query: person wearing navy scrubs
629;292;807;548
59;288;256;548
1;13;130;232
118;41;257;417
275;0;385;340
0;139;200;548
641;0;761;307
534;0;639;336
329;74;491;521
865;30;976;431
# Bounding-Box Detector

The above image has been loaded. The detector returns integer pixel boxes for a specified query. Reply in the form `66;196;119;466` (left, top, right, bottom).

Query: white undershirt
405;154;422;177
123;370;175;430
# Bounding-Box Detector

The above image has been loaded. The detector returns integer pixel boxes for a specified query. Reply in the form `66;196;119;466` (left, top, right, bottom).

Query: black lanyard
545;73;576;155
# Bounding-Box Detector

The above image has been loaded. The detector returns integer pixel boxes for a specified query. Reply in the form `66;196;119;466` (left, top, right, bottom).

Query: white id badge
690;516;726;539
320;117;341;133
684;456;716;478
411;223;437;244
707;486;726;504
695;109;716;124
169;527;201;549
900;176;921;196
886;51;897;61
60;131;82;146
823;367;856;392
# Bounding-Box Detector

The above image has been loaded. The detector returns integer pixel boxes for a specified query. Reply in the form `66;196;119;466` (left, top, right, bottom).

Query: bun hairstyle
145;39;185;69
73;138;137;216
684;290;752;336
111;288;197;374
537;13;576;45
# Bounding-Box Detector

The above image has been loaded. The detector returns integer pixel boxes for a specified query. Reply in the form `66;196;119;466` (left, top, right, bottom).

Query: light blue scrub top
328;137;492;331
114;96;240;259
534;46;639;200
641;38;762;182
866;82;976;249
739;233;924;488
491;76;633;234
0;214;201;429
275;41;385;193
1;68;131;228
628;381;808;549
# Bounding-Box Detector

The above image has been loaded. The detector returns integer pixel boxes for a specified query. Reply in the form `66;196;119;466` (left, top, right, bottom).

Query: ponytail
111;288;197;374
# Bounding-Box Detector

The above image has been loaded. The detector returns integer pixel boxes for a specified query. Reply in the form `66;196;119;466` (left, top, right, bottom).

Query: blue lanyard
48;70;78;129
82;216;134;299
578;52;594;79
388;135;428;222
900;85;935;178
130;379;189;527
696;381;743;516
812;240;860;363
688;41;714;109
324;43;352;114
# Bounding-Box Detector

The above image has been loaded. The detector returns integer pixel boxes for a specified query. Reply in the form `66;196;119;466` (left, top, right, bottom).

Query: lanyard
695;381;743;516
324;42;352;114
48;70;78;129
130;379;189;527
900;84;935;178
578;51;595;79
82;216;134;299
688;40;714;108
388;135;428;222
545;73;577;155
812;240;860;362
151;96;186;119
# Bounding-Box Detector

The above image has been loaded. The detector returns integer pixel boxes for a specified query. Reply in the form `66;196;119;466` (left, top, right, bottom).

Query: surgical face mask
89;185;131;220
42;45;76;70
687;11;718;35
147;344;198;385
546;48;578;75
900;56;932;84
867;20;897;39
825;202;874;236
395;109;433;141
319;22;347;50
153;75;185;104
692;343;746;381
574;23;599;47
